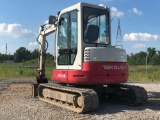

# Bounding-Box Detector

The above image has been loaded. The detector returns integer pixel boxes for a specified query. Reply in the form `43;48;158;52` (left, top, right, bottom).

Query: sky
0;0;160;55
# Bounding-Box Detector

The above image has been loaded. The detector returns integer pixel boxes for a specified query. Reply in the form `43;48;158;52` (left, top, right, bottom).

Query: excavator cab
56;3;110;66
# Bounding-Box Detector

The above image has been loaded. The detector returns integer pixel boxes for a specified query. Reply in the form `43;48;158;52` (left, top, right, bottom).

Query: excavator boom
36;20;57;83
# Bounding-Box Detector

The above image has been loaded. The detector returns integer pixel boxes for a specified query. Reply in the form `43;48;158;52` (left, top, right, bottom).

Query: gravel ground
0;78;160;120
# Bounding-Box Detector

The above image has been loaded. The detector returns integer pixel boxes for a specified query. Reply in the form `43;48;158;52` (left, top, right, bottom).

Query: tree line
1;47;159;65
0;47;54;63
128;47;160;65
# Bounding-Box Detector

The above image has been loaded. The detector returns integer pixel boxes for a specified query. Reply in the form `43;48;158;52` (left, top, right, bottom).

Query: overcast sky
0;0;160;55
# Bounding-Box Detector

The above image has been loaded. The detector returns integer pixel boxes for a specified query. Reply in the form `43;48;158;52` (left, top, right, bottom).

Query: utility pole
6;43;7;56
115;18;123;48
5;43;7;62
146;52;148;81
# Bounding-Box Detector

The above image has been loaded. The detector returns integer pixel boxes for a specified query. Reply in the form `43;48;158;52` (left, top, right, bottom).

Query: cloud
124;33;160;41
0;23;35;38
99;4;106;7
129;8;143;15
28;41;38;47
111;7;124;17
132;44;146;48
132;8;142;15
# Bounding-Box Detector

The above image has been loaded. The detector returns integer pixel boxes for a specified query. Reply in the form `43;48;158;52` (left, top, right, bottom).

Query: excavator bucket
32;84;39;97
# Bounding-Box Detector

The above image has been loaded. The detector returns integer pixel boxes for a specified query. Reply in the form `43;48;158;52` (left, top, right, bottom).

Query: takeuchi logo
102;65;127;70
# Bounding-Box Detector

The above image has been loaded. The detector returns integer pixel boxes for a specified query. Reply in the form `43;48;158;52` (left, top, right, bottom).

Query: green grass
128;65;160;82
0;59;55;81
0;60;160;83
0;64;34;80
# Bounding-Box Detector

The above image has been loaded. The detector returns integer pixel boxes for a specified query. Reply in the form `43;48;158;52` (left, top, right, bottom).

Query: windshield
83;7;110;45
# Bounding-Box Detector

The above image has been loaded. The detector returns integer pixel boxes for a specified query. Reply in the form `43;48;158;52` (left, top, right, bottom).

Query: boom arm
36;23;57;83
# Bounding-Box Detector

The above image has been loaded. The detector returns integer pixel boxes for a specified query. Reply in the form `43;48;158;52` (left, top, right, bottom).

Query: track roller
106;84;148;106
38;83;99;113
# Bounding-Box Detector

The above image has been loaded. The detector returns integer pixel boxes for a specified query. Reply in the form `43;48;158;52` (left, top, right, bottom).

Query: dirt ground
0;78;160;120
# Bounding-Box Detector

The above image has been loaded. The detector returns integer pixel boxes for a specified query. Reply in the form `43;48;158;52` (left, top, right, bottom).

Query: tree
147;47;156;57
157;50;160;55
128;52;146;65
128;47;160;65
8;54;14;61
150;55;160;65
31;49;39;59
147;47;156;64
14;47;31;62
46;53;54;60
0;53;3;63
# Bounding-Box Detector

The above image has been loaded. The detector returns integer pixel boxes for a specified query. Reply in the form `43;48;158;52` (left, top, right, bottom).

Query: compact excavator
32;2;147;113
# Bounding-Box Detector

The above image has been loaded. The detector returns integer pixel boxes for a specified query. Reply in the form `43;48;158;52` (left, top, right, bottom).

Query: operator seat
84;25;99;43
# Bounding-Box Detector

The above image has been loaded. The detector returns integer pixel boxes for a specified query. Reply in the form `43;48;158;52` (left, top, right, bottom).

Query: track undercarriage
32;83;147;113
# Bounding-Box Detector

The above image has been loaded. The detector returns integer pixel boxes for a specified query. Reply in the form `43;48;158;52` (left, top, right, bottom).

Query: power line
115;18;123;48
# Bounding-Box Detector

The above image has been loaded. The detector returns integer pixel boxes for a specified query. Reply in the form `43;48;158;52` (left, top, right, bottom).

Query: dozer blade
38;83;99;113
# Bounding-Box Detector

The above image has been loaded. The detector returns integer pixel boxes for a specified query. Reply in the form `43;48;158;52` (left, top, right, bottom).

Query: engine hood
84;47;127;62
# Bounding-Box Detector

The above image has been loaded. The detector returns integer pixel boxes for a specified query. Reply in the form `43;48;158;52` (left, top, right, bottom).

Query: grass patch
0;59;55;81
0;61;160;83
129;65;160;82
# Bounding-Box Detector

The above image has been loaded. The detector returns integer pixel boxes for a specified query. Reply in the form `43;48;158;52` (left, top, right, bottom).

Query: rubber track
108;84;148;106
38;83;99;113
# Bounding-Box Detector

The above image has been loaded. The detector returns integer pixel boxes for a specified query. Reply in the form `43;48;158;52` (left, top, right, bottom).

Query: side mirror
49;16;57;24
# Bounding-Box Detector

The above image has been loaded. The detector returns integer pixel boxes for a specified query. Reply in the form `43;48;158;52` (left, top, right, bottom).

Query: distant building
7;60;14;63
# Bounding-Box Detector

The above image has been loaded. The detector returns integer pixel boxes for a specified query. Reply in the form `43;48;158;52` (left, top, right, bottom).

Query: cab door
57;10;78;68
54;10;78;82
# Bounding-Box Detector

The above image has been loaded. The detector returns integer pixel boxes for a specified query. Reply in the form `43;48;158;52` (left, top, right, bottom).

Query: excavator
32;2;147;113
